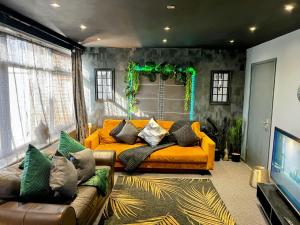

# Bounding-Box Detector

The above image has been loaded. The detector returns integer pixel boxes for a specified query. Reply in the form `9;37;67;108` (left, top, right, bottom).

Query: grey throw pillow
138;118;168;147
167;120;194;143
49;156;78;199
173;124;199;147
116;121;138;144
109;119;126;142
70;148;96;184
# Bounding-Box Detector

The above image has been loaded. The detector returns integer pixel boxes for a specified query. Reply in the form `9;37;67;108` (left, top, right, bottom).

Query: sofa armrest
200;133;216;170
93;150;116;167
0;201;76;225
84;129;102;149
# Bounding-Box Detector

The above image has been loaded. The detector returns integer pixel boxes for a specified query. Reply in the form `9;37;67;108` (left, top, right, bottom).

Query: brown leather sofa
0;150;116;225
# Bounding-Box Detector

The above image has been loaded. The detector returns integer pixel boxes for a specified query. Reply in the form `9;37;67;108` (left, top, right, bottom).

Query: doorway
246;59;276;169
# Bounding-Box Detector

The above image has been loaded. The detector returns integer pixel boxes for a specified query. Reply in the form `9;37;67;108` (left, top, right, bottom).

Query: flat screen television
271;127;300;215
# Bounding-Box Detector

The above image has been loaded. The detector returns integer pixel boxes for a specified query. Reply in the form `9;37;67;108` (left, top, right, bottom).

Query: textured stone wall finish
82;48;246;127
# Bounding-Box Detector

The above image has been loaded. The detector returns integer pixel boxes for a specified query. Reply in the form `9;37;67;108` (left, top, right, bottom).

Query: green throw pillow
82;167;110;196
20;144;53;201
19;153;52;170
58;131;85;158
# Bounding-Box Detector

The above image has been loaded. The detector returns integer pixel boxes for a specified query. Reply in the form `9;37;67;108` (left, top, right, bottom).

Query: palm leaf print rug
100;176;236;225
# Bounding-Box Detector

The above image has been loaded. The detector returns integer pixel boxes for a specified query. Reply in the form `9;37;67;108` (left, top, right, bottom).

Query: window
210;70;231;104
0;32;75;167
95;69;115;101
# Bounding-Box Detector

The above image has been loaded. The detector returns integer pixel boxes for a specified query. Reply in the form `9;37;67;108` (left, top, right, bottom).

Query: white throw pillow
138;118;168;147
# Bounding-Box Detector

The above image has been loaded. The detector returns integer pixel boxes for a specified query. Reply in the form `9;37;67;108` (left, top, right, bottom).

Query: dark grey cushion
116;121;138;144
49;156;78;199
173;124;199;147
109;119;126;142
166;120;194;142
70;148;95;184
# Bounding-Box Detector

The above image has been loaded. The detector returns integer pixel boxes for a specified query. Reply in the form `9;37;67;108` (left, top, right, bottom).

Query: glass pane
213;95;217;101
223;88;227;94
219;73;224;80
107;71;111;78
214;81;218;87
102;79;106;85
97;71;101;76
223;80;228;87
107;79;111;86
223;95;227;102
218;95;222;101
97;78;102;85
98;86;102;92
218;88;222;95
98;93;102;99
107;93;112;99
214;73;218;80
213;88;217;95
103;93;107;99
224;73;228;80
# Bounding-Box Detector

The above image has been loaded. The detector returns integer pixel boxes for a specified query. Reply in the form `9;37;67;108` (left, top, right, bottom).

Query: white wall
242;29;300;168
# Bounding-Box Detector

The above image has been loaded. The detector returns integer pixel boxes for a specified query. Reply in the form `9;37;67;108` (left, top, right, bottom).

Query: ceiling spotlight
249;26;257;32
229;40;235;44
162;38;167;43
80;24;87;30
284;4;295;12
50;2;61;8
97;38;101;41
167;5;175;9
164;26;171;31
78;41;82;44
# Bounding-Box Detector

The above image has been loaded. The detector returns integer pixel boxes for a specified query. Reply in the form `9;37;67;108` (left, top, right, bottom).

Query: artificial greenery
227;118;243;154
126;61;196;116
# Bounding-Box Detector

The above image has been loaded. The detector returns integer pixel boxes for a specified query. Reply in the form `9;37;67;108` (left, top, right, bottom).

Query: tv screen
271;127;300;215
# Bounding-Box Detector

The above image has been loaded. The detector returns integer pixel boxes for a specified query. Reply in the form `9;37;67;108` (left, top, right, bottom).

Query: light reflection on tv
271;128;300;214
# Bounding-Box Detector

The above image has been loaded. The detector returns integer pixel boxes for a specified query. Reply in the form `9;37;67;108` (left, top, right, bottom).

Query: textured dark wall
82;47;245;127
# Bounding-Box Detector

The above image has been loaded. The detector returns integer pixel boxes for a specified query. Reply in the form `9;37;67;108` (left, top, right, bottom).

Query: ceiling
1;0;300;48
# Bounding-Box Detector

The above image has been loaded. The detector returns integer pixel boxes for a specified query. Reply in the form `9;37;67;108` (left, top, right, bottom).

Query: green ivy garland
126;61;196;119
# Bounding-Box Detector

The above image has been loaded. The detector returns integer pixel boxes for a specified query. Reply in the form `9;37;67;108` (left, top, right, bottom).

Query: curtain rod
0;3;84;51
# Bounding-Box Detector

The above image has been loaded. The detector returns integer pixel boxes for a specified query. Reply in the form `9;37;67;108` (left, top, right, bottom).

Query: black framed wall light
95;68;115;101
210;70;231;105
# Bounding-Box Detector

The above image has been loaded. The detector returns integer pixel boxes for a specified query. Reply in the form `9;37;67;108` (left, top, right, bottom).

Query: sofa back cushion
100;119;200;144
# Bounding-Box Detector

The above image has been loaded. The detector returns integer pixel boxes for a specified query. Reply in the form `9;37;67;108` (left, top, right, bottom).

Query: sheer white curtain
0;32;75;167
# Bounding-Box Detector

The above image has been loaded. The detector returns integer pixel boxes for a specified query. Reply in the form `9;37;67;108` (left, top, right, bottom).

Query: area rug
100;176;236;225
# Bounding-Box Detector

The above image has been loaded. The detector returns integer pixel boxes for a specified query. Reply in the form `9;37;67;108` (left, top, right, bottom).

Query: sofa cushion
49;156;78;199
0;164;21;199
20;144;53;201
116;121;139;144
109;119;126;142
95;143;207;163
173;124;200;147
58;131;85;158
70;149;95;184
138;118;168;147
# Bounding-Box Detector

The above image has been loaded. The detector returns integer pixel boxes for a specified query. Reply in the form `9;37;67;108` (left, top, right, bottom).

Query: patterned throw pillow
138;118;168;147
58;131;85;158
172;124;200;147
20;144;53;201
116;121;138;144
166;120;194;143
49;156;78;199
109;119;126;142
70;148;96;184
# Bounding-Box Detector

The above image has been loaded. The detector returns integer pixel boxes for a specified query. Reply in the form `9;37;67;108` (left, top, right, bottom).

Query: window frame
95;68;115;101
210;70;231;105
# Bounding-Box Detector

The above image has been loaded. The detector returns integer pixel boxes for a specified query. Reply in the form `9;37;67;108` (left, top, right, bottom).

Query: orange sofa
84;119;215;171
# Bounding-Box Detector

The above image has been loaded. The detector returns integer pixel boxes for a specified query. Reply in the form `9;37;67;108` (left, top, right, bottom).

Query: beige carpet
94;160;268;225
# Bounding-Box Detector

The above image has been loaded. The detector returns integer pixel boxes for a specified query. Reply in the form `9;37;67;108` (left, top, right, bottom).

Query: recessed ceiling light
164;26;171;31
167;5;175;9
162;38;167;43
249;26;257;32
80;24;87;30
284;4;295;12
97;38;101;41
78;41;82;44
229;40;235;44
50;2;61;8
